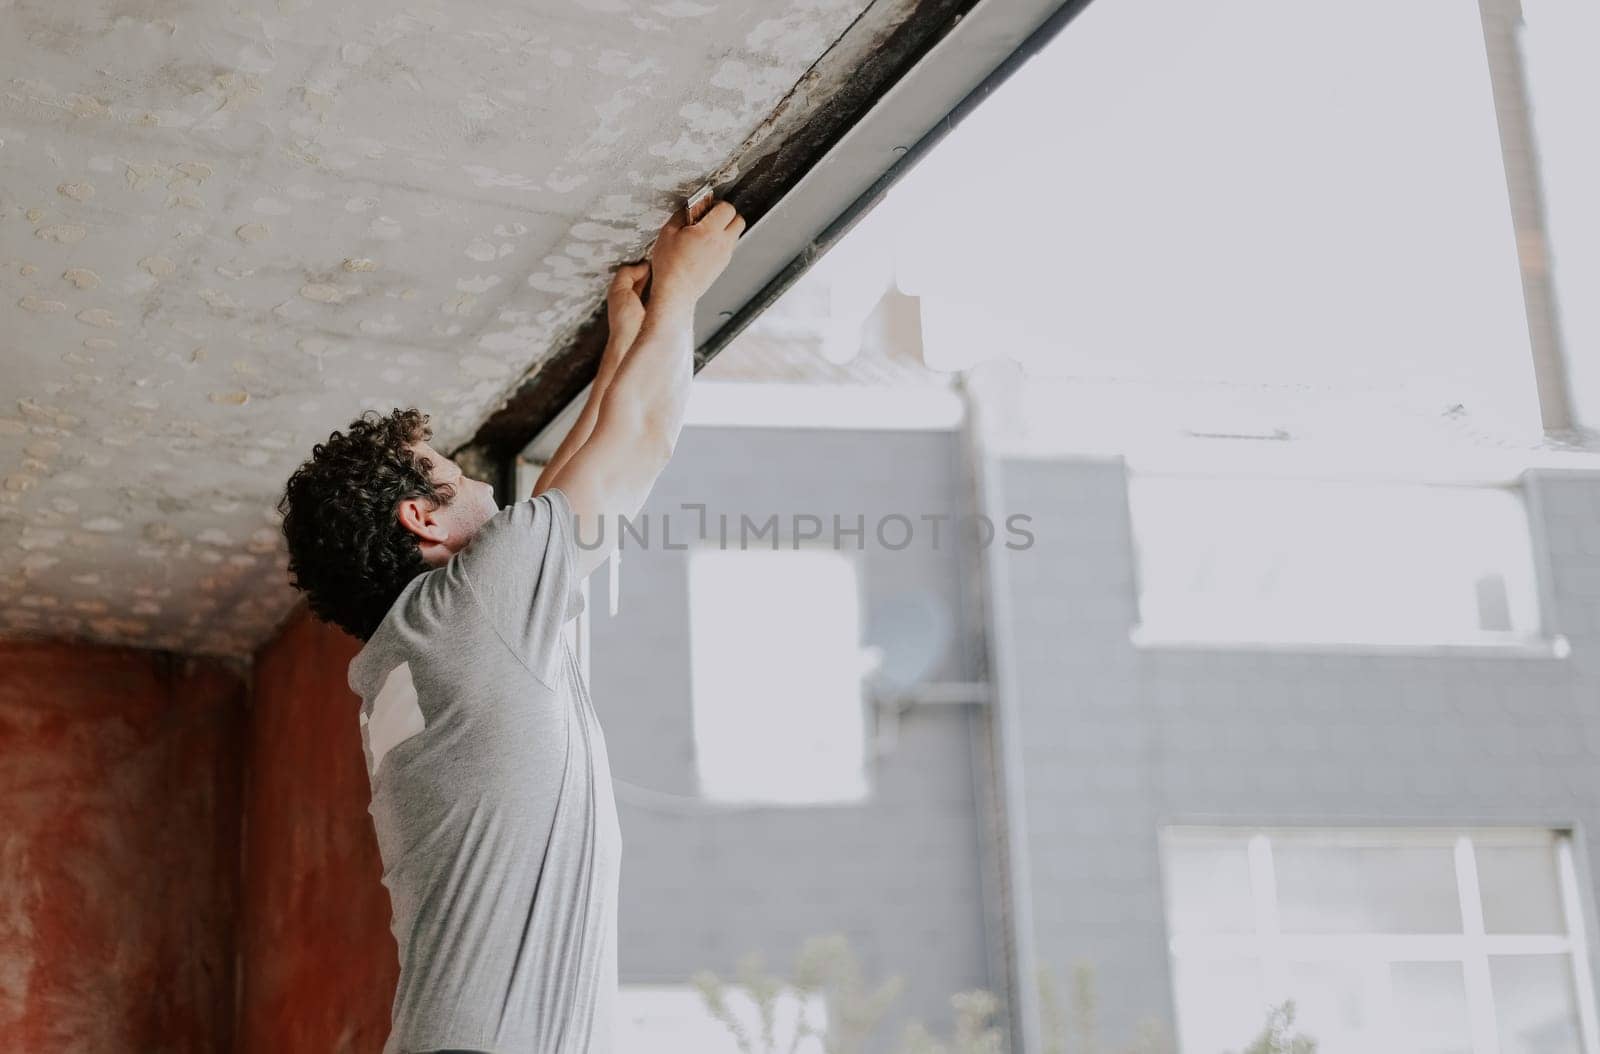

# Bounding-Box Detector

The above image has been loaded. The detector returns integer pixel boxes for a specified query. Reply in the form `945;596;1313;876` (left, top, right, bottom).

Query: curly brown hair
278;407;457;640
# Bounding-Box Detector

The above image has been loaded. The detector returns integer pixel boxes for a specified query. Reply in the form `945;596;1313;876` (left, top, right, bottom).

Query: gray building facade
992;457;1600;1049
585;423;999;1043
567;413;1600;1051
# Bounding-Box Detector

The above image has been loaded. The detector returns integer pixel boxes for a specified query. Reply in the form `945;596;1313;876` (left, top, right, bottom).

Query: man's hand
539;199;746;580
604;261;650;355
647;199;745;308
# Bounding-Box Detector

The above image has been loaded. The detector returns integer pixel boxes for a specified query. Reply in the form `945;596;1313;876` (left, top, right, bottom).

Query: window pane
1163;834;1255;936
1491;955;1583;1054
688;548;868;804
1128;478;1541;646
1172;958;1265;1054
1274;844;1462;934
1391;962;1472;1054
1478;843;1567;935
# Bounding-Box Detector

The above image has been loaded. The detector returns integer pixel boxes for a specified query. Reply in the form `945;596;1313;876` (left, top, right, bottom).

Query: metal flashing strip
692;0;1098;373
521;383;966;463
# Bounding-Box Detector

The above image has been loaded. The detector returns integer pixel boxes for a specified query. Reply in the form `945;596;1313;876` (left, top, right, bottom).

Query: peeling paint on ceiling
0;0;880;658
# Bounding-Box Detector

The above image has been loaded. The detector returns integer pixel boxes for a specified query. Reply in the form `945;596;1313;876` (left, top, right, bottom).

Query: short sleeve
453;487;585;684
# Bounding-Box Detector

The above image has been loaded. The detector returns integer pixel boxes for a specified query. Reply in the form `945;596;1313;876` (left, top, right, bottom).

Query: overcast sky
877;0;1543;444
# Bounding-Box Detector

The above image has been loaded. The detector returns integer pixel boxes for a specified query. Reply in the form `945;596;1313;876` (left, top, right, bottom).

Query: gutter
961;378;1047;1053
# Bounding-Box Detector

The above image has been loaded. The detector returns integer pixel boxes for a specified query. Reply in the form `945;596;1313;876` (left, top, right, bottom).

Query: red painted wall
0;640;244;1053
237;606;397;1054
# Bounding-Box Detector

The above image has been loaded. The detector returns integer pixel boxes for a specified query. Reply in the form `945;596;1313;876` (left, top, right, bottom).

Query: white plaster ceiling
0;0;878;658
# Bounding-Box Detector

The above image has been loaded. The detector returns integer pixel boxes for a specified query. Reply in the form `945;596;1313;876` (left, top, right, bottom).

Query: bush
695;938;1314;1054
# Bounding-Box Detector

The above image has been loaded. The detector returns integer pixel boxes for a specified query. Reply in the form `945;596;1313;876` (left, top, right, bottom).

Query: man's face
406;441;499;563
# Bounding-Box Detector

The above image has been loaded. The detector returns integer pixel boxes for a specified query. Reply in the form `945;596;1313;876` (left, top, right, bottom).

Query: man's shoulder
347;567;475;686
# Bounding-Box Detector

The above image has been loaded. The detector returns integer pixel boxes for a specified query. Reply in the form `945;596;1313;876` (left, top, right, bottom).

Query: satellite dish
864;588;953;695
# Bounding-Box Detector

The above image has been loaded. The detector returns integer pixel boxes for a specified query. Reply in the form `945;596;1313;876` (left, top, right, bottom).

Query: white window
1128;477;1545;650
1162;828;1600;1054
687;547;869;804
617;984;827;1053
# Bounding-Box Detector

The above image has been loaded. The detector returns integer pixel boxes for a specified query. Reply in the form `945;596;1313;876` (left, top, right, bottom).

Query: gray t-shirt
346;487;621;1054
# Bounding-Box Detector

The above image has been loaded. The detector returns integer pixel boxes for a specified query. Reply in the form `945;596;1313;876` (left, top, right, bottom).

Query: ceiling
0;0;943;658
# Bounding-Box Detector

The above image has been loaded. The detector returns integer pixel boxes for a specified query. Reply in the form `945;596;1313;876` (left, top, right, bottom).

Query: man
277;199;745;1053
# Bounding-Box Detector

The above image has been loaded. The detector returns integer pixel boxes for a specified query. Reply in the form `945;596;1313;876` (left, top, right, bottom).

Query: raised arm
532;261;651;493
536;199;744;579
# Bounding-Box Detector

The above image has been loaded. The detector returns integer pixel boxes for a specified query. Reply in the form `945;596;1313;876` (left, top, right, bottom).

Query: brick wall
0;640;244;1053
236;608;397;1054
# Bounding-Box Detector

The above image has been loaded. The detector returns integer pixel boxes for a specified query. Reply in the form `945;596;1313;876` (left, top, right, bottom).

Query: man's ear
395;495;450;544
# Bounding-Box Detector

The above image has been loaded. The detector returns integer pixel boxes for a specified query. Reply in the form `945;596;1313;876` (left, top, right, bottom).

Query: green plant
1069;962;1101;1054
1229;1001;1317;1054
693;934;905;1054
1038;964;1069;1054
1033;960;1173;1054
695;939;1309;1054
894;989;1005;1054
